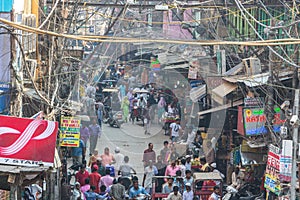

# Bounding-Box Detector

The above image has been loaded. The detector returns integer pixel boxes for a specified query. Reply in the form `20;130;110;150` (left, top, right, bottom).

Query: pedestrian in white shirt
210;163;225;186
183;183;193;200
114;147;124;175
179;158;186;178
186;129;196;148
170;119;182;143
167;186;182;200
142;160;158;194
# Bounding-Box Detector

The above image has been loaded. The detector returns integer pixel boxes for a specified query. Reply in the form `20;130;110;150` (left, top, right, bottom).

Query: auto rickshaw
193;172;223;200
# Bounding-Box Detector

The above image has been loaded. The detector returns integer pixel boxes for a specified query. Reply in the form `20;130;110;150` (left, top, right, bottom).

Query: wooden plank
198;99;243;116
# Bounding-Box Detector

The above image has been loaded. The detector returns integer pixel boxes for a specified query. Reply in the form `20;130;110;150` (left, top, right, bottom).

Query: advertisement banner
150;59;161;71
243;107;285;136
0;115;58;167
280;140;292;182
264;145;281;195
60;116;81;147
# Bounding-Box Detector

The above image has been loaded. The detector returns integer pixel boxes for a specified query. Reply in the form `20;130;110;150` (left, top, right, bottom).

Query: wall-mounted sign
150;58;161;71
60;116;81;147
0;115;58;167
264;144;281;195
243;107;285;136
244;97;264;107
280;140;292;182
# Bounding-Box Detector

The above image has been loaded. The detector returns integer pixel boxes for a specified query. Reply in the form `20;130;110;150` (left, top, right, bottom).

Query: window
172;9;184;21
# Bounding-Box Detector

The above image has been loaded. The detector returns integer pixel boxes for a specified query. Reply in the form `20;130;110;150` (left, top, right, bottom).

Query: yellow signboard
60;116;81;147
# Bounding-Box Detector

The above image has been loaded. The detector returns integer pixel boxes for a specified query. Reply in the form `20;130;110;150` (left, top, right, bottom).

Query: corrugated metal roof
223;72;269;87
163;63;189;70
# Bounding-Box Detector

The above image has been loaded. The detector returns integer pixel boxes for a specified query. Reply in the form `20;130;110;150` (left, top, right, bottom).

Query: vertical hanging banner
280;140;292;182
264;144;281;195
0;115;58;167
60;116;81;147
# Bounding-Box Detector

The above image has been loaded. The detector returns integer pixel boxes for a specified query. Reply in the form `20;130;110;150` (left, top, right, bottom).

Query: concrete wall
163;9;193;39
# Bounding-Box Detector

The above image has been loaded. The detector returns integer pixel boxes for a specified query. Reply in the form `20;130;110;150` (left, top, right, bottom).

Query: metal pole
291;89;299;199
266;19;276;143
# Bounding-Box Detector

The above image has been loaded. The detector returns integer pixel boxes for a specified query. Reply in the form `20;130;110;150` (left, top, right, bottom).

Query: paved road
90;121;168;179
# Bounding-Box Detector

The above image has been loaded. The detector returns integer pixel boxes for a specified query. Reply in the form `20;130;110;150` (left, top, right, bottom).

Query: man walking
143;143;156;167
72;139;86;164
114;147;124;175
96;101;104;127
109;178;126;200
89;119;101;155
89;165;101;193
160;141;170;165
170;119;182;143
142;160;158;194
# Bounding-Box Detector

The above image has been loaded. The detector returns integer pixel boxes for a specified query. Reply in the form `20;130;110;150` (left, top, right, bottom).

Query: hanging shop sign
243;107;285;136
188;66;198;79
237;106;245;135
150;58;161;71
0;115;58;167
244;97;264;107
60;116;81;147
279;140;292;182
264;144;281;195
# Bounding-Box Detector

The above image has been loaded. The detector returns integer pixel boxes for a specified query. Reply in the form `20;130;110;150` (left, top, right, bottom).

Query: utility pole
266;19;276;143
291;89;299;199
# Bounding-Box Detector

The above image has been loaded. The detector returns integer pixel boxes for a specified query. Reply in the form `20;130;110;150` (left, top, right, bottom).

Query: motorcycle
103;105;111;124
103;105;124;128
130;99;144;126
108;109;124;128
222;183;262;200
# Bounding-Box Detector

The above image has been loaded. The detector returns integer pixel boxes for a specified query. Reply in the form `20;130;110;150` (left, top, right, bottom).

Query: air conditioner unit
22;14;37;53
243;58;261;76
24;59;37;82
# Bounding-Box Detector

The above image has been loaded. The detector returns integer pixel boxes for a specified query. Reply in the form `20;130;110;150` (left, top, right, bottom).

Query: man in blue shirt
89;118;102;154
84;185;107;200
129;180;150;199
72;139;86;164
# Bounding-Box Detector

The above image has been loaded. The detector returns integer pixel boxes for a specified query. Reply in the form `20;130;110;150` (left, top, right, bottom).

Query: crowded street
0;0;300;200
88;119;168;179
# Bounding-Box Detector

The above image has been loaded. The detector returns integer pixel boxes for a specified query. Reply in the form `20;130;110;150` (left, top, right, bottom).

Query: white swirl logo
0;120;56;155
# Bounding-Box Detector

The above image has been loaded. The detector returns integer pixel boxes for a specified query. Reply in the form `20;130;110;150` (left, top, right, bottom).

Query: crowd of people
69;138;225;200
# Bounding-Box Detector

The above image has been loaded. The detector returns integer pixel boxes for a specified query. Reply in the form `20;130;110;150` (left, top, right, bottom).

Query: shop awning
163;63;189;70
190;85;206;103
23;88;42;101
158;53;187;65
198;99;243;116
211;81;238;104
193;172;223;180
223;72;269;87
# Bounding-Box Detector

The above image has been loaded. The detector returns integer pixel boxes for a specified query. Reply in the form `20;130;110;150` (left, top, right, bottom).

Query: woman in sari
121;96;130;122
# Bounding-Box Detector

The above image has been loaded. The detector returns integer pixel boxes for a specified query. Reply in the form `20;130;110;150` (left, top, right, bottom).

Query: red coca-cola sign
0;115;58;167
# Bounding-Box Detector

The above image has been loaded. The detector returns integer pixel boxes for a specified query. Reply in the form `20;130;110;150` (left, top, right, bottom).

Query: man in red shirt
89;165;101;193
143;143;156;167
75;165;89;186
